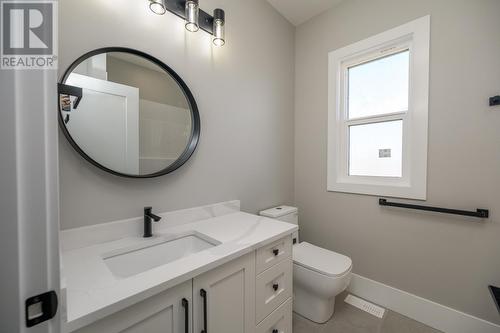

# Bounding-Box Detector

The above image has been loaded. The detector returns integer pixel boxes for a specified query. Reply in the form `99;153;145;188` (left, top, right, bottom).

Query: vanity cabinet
193;252;255;333
70;236;293;333
73;280;192;333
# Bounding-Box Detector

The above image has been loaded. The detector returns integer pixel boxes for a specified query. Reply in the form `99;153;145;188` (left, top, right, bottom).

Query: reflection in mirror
59;50;197;177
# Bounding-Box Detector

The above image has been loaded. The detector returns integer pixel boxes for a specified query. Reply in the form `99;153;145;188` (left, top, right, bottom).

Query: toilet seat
293;242;352;277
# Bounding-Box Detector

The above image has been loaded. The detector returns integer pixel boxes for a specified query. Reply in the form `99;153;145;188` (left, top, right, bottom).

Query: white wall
58;0;295;229
295;0;500;325
0;36;60;333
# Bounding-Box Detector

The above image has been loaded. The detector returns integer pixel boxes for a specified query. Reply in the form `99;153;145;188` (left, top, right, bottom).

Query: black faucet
143;207;162;238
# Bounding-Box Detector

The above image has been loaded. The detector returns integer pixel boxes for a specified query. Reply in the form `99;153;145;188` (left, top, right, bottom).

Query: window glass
348;50;409;119
349;120;403;177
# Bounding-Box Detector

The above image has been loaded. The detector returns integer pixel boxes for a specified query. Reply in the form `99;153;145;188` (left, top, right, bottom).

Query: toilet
260;206;352;323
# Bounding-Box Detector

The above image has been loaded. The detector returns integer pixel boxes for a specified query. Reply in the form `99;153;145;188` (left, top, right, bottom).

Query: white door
65;73;139;174
193;253;255;333
73;281;192;333
0;46;60;332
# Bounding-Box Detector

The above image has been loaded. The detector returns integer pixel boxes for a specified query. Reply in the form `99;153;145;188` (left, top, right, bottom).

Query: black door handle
273;249;279;256
273;283;279;291
200;289;207;333
182;298;189;333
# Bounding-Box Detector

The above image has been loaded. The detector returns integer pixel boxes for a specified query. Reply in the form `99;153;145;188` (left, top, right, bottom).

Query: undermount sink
103;233;219;278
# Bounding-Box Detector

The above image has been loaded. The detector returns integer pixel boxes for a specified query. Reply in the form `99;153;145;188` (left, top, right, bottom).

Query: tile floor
293;292;443;333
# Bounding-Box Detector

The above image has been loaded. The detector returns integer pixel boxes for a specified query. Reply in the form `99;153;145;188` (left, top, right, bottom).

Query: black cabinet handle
200;289;207;333
272;249;279;256
273;283;279;292
272;330;279;333
182;298;189;333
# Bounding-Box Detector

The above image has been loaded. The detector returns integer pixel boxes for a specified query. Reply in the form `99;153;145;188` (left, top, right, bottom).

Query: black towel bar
489;286;500;314
379;199;489;218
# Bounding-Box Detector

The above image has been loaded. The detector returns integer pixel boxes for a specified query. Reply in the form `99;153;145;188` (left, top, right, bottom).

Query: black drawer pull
182;298;189;333
200;289;207;333
272;249;279;256
273;284;279;292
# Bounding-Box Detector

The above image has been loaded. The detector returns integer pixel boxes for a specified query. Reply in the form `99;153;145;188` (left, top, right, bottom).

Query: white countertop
61;209;297;332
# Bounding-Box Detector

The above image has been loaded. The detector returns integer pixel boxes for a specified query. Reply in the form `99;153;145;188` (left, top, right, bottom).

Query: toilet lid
293;242;352;277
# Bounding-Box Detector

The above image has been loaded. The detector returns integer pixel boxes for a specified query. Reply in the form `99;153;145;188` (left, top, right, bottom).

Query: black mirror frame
58;47;201;179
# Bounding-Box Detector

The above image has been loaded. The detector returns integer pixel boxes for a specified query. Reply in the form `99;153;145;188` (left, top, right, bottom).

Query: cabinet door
74;280;192;333
193;253;255;333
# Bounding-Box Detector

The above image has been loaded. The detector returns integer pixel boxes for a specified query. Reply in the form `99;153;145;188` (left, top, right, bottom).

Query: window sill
327;180;427;200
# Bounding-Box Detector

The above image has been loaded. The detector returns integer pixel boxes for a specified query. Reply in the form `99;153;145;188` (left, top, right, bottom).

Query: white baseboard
348;274;500;333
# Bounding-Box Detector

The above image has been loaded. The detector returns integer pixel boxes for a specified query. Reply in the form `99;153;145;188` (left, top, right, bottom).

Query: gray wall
295;0;500;324
59;0;295;229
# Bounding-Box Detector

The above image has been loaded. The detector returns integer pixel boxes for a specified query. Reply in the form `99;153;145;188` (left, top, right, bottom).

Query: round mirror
58;47;200;178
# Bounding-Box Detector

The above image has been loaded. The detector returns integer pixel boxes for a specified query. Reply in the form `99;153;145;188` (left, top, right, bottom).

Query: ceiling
266;0;345;26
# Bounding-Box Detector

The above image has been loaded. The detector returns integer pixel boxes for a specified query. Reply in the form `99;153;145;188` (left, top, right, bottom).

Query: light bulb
149;0;166;15
212;9;225;46
185;0;199;32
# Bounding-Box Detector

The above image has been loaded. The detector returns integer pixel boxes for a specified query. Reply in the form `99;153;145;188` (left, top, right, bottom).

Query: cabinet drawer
256;236;292;274
256;298;292;333
255;259;292;323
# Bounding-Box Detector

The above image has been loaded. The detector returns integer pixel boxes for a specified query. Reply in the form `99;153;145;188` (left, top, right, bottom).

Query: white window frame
327;16;430;200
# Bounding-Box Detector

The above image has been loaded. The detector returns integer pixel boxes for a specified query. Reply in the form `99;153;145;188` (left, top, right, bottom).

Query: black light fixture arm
379;198;489;218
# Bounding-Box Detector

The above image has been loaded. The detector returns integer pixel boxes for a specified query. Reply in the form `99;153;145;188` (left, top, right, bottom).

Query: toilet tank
259;206;299;243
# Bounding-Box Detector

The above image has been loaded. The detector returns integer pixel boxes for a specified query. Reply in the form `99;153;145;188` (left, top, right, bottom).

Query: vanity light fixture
185;0;199;32
212;9;225;46
147;0;226;46
149;0;167;15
